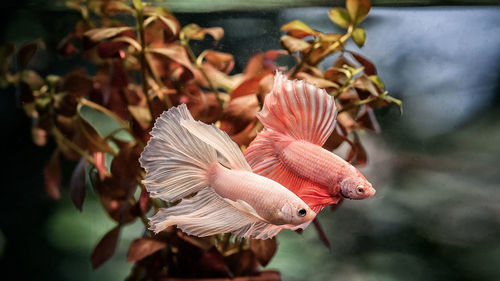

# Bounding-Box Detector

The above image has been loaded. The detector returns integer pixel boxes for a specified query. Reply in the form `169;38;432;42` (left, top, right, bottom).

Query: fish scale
279;140;351;190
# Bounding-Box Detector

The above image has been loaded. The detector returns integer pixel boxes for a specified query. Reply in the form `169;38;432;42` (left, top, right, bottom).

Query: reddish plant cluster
1;0;400;279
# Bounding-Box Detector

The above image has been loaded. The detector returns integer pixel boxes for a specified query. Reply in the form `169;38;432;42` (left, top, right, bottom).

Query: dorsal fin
258;71;338;145
180;119;252;171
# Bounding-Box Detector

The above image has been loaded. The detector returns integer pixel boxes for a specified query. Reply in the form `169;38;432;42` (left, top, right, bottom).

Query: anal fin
149;188;282;239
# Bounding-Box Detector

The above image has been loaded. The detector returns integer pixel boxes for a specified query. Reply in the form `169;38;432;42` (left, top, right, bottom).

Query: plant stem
290;37;319;79
291;25;354;79
339;96;378;113
181;39;224;111
136;7;156;126
78;98;144;147
52;127;95;165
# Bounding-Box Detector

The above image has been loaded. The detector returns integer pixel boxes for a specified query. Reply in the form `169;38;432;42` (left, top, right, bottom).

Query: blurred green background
1;1;500;280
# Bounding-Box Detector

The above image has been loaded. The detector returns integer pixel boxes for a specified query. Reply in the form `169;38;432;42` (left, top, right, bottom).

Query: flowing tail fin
139;104;285;238
139;104;216;202
258;71;337;146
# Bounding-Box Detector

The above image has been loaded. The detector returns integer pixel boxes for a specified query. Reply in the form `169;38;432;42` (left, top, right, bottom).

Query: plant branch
78;98;144;148
291;25;354;79
290;37;319;79
180;39;224;112
136;7;156;126
52;127;95;166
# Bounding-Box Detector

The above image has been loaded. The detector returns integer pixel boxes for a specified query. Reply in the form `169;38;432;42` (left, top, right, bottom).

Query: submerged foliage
1;0;400;279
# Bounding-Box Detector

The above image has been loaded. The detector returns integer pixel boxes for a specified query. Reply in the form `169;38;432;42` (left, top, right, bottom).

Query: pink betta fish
244;72;376;214
139;104;315;239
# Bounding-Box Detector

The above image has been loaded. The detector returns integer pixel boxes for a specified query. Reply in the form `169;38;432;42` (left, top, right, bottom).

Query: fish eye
298;209;307;217
358;188;364;193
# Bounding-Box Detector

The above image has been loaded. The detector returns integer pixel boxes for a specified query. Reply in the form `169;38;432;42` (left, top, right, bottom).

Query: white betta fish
139;104;315;239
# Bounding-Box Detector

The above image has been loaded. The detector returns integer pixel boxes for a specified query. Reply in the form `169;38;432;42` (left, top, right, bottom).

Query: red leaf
97;41;128;58
70;157;87;211
57;33;78;57
110;142;142;191
356;106;381;133
127;237;167;262
225;249;258;277
230;76;264;99
18;42;37;70
44;150;61;199
91;225;121;269
243;53;273;78
220;94;259;135
186;91;220;124
63;69;94;98
98;193;137;224
149;45;196;80
263;49;289;61
93;152;108;181
347;136;367;166
249;237;277;267
199;247;230;277
312;218;331;249
111;59;129;88
231;121;258;147
138;188;151;215
349;51;377;76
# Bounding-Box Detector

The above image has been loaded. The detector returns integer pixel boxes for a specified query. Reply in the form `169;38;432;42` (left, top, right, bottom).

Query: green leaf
384;95;403;113
368;75;384;90
328;8;351;28
79;105;134;142
346;0;371;26
352;27;366;47
132;0;143;11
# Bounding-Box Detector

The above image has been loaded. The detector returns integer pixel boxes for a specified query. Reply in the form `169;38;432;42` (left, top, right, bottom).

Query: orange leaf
230;76;265;99
127;238;167;262
181;23;224;41
281;20;316;39
203;50;234;74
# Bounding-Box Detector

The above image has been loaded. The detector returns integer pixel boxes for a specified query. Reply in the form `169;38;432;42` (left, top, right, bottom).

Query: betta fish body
244;72;376;214
139;104;315;239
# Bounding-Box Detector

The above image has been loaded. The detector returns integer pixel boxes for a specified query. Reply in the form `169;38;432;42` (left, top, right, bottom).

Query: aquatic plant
1;0;401;279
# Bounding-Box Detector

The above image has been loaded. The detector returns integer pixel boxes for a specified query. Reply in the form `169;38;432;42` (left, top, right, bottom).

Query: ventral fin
223;198;266;222
258;71;338;146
